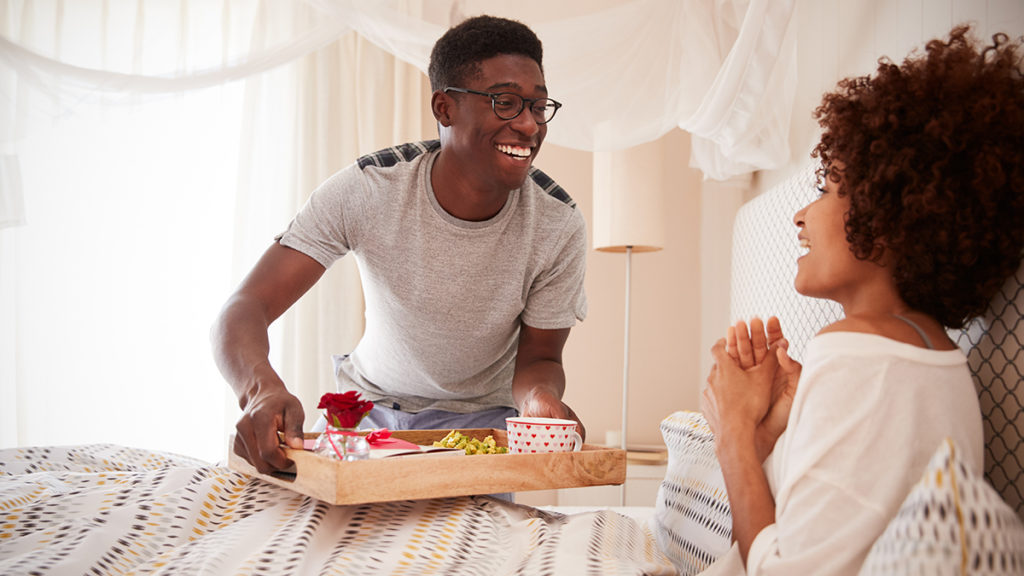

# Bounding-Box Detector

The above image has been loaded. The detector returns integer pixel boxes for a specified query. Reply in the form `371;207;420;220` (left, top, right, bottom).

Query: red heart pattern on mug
505;418;581;454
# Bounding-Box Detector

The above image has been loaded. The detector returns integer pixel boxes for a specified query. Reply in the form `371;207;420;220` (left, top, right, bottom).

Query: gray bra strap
892;314;935;350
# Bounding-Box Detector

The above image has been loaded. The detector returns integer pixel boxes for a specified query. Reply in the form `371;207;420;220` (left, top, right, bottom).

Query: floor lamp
592;145;666;506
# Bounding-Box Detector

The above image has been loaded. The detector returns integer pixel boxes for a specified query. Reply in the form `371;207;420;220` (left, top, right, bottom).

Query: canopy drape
1;0;798;226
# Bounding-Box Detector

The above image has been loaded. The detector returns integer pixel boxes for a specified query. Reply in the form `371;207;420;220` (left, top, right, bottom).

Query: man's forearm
211;295;281;407
511;359;566;410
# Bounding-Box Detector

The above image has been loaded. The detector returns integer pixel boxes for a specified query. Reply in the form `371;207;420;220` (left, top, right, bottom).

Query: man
212;15;588;474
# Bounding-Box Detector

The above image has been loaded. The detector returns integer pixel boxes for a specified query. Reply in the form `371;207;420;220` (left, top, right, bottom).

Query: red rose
317;391;374;428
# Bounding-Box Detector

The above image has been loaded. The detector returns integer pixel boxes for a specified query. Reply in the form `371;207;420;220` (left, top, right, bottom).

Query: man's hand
518;386;587;442
232;377;306;474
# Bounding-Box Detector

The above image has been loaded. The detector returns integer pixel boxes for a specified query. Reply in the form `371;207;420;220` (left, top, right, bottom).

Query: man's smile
496;143;532;159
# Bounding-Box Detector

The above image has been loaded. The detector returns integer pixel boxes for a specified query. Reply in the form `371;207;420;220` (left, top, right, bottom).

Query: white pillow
654;411;733;576
859;437;1024;576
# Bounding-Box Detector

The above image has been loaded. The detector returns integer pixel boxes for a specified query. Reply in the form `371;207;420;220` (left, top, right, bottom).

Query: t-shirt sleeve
275;164;360;269
521;207;588;329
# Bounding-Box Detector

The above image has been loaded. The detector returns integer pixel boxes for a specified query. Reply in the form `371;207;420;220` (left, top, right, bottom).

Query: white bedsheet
0;444;677;575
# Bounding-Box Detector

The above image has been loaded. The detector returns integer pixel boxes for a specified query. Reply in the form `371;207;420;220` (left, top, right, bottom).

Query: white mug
505;417;583;454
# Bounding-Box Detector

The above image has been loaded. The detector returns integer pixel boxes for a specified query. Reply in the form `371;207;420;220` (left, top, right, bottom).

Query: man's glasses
444;87;562;124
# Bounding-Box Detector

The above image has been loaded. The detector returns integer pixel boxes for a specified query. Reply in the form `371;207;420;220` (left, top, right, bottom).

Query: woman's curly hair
812;25;1024;328
428;15;543;92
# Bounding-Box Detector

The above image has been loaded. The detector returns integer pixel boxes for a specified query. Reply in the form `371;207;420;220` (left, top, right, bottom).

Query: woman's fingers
777;341;802;382
766;316;784;347
711;337;731;365
750;317;767;364
775;340;792;370
735;320;755;368
727;317;776;369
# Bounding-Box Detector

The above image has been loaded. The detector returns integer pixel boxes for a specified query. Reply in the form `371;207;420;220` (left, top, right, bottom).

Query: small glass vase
312;426;370;461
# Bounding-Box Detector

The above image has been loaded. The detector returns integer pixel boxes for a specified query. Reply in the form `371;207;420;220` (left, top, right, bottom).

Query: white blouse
706;331;983;576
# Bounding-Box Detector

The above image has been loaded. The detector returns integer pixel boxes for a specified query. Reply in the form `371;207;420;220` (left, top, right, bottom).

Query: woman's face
792;163;887;303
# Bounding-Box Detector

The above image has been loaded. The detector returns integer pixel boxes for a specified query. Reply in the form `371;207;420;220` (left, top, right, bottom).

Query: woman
701;25;1024;575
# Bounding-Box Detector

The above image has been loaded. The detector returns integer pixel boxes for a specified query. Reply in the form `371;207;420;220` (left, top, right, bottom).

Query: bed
0;443;675;574
3;167;1023;575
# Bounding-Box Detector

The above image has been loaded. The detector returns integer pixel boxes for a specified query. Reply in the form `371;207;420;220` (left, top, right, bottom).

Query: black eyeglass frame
443;87;562;124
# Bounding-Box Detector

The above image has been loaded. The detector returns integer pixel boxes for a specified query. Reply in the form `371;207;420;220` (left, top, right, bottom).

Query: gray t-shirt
277;141;588;412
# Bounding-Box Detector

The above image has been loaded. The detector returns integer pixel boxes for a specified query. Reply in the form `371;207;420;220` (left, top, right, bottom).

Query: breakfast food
433;430;508;455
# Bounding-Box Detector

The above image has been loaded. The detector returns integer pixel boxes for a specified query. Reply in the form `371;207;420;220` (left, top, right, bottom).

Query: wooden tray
228;428;626;505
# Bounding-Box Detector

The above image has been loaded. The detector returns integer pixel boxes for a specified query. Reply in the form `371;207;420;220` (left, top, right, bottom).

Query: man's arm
511;324;586;440
211;242;326;473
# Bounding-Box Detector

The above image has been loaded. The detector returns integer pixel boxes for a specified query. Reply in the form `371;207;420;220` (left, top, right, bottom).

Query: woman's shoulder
817;316;874;335
816;314;957;350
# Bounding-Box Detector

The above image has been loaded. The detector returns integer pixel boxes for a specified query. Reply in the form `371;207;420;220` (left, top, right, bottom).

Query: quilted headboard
730;165;1024;519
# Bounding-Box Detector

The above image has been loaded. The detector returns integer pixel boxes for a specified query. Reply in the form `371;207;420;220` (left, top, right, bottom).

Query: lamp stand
620;246;632;506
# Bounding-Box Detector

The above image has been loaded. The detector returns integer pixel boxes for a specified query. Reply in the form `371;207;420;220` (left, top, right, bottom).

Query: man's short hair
428;15;544;92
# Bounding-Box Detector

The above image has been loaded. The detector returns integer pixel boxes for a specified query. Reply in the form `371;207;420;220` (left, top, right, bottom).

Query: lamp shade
592;142;667;253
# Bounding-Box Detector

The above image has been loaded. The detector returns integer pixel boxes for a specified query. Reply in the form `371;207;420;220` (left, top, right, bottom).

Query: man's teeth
497;144;531;158
799;239;810;249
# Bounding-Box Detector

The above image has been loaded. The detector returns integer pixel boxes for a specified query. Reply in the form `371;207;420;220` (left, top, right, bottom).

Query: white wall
559;130;704;450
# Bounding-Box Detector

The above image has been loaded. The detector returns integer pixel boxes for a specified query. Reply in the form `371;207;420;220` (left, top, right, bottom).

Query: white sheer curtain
0;0;427;461
0;0;254;461
0;0;797;461
298;0;798;177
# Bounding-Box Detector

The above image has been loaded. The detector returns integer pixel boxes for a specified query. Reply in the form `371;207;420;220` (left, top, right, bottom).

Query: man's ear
431;91;452;127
